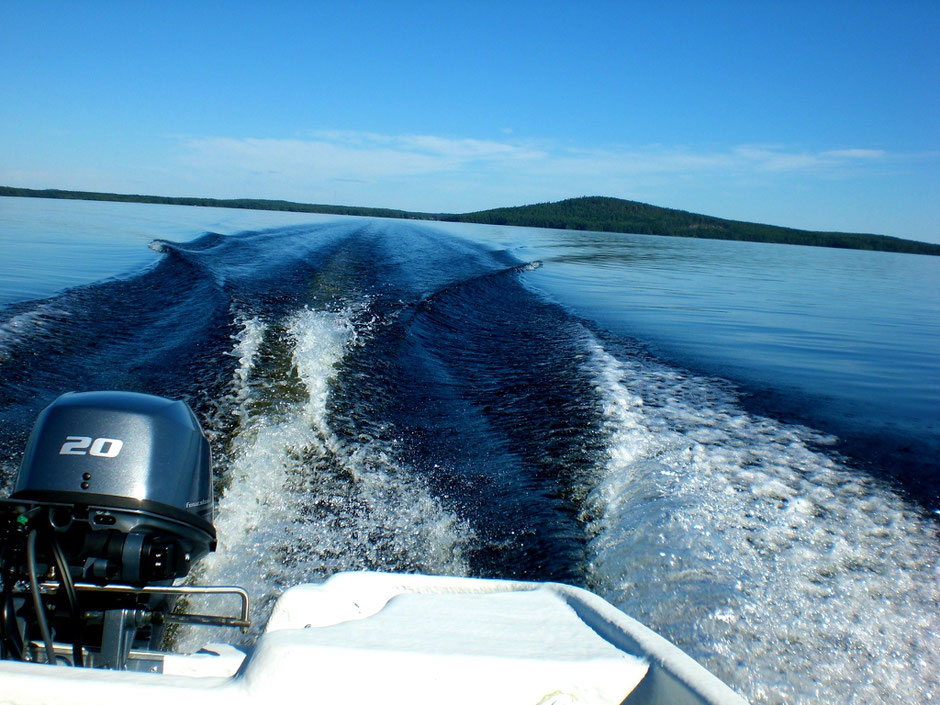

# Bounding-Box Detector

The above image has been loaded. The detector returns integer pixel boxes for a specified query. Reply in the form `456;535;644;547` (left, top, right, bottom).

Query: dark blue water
0;197;938;705
443;224;940;508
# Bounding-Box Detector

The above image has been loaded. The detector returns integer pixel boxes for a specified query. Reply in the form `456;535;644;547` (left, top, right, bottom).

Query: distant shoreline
3;186;938;256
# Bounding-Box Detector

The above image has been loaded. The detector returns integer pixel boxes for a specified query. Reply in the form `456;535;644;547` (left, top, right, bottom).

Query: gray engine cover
13;391;213;528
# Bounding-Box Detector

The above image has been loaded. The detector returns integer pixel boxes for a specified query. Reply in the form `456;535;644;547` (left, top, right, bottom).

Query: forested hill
442;197;940;255
2;187;938;255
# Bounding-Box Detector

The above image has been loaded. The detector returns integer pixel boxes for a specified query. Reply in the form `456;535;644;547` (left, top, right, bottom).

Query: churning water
1;197;937;704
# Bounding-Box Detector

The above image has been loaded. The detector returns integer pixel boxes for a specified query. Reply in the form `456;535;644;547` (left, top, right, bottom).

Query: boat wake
578;334;939;703
0;220;937;704
175;308;473;649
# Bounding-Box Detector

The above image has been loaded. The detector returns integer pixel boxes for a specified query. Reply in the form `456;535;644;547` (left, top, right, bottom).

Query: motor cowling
6;391;215;584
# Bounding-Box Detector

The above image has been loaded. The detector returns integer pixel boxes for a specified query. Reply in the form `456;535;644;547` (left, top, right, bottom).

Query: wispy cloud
182;132;543;180
310;131;544;161
730;145;891;172
821;149;887;159
172;130;920;212
183;132;898;179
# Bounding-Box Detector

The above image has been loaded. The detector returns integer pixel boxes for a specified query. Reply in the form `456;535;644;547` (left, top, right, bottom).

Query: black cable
1;580;25;661
0;540;26;660
50;536;83;667
26;529;56;664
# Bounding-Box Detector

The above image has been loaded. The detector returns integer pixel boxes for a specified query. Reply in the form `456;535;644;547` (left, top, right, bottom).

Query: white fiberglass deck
0;572;746;705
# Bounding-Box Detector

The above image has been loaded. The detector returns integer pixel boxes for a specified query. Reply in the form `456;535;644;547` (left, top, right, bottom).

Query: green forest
3;186;938;256
443;197;940;255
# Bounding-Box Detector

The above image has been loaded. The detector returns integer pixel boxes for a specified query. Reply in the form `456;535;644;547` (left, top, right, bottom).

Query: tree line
3;187;937;256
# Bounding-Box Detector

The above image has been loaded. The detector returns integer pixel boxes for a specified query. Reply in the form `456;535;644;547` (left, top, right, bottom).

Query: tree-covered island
2;186;937;256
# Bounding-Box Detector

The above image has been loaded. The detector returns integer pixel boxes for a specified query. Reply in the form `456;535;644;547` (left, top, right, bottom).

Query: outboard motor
0;392;247;670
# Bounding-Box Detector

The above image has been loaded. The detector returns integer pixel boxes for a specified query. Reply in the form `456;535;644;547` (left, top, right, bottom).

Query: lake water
0;196;937;704
434;221;940;505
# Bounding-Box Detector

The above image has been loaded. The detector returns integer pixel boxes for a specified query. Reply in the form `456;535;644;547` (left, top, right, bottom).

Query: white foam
228;314;266;419
578;334;940;705
175;307;472;649
0;303;61;363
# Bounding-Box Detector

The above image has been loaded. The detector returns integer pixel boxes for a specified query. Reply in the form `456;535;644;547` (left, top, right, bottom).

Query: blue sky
2;1;938;241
